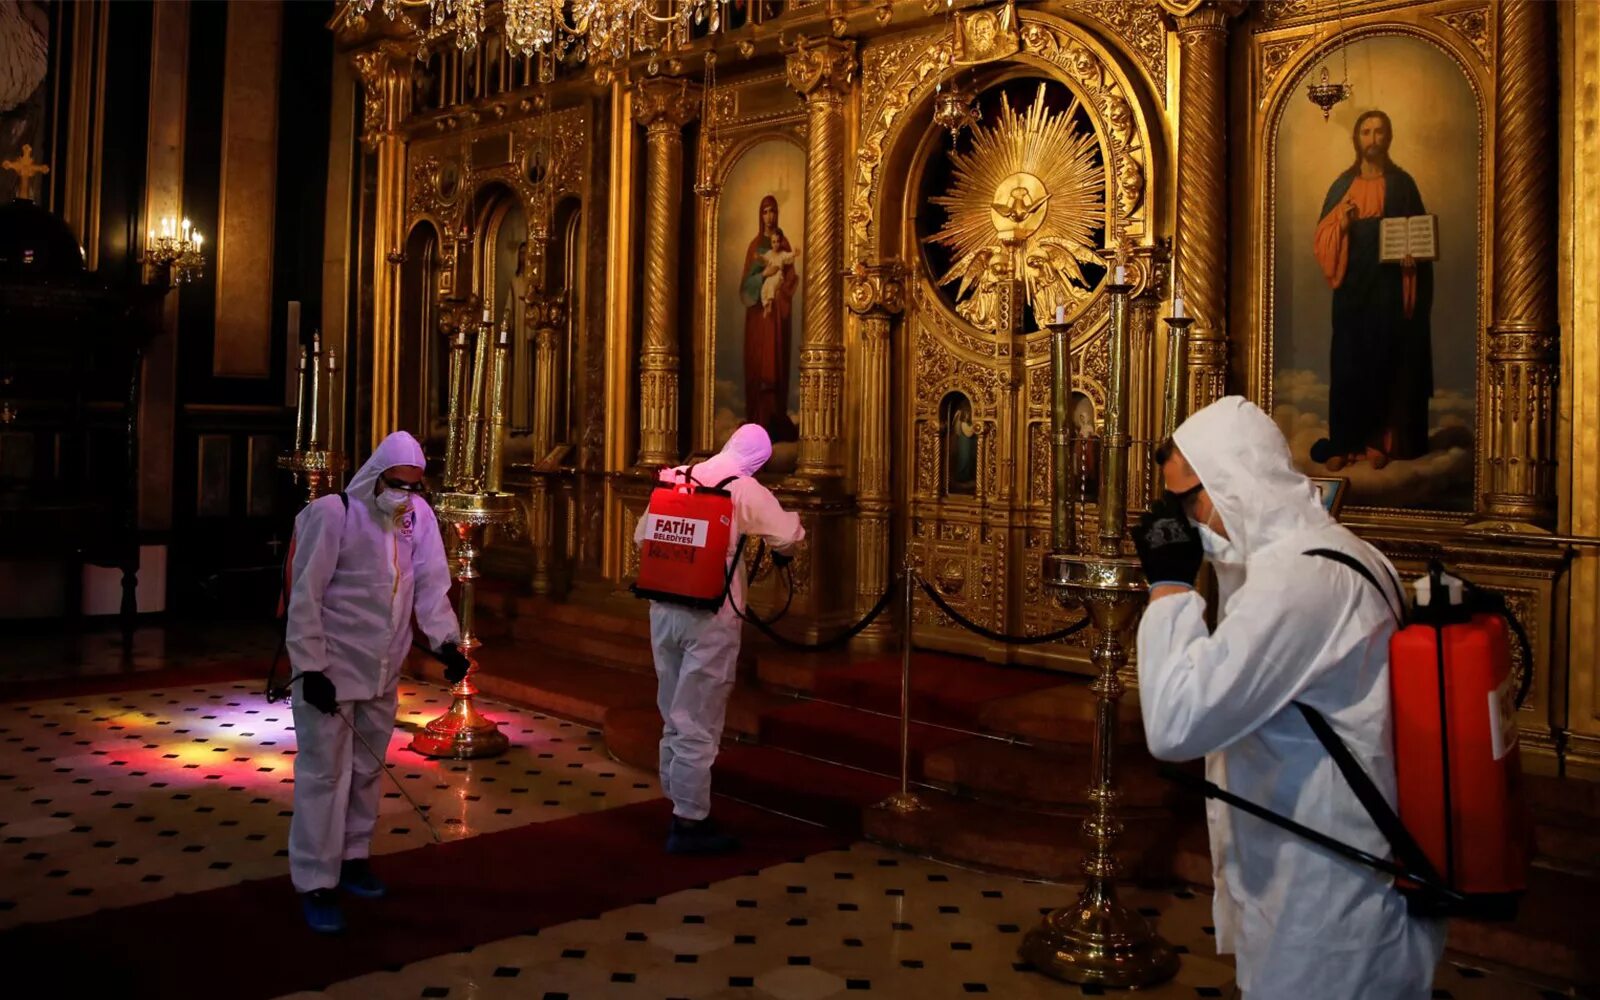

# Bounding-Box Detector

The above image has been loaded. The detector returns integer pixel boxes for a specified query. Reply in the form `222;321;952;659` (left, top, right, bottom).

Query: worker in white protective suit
633;424;804;854
285;431;469;934
1131;397;1446;999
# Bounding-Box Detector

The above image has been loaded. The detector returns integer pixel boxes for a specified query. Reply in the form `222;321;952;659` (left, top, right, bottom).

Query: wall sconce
142;215;205;287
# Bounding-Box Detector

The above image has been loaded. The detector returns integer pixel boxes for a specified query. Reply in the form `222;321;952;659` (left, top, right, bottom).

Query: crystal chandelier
347;0;726;64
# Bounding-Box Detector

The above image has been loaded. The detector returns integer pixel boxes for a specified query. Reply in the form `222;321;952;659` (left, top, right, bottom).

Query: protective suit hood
348;431;427;504
670;423;772;485
1172;396;1332;563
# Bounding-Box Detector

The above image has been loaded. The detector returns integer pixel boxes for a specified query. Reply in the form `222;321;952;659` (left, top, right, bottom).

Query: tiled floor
0;679;660;929
0;645;1585;1000
277;842;1577;1000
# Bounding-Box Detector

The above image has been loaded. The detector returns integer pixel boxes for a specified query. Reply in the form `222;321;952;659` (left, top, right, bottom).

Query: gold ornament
927;83;1105;332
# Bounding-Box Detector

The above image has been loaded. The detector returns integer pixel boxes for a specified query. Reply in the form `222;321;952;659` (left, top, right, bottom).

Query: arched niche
399;218;442;444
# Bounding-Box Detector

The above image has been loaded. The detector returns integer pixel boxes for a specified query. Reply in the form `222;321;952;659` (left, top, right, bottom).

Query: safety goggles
379;475;428;494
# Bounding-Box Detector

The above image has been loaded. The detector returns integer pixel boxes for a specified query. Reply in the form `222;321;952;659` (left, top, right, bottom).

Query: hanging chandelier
347;0;728;63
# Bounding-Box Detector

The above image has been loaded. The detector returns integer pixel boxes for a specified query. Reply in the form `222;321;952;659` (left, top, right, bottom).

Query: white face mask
1196;521;1237;562
375;489;413;521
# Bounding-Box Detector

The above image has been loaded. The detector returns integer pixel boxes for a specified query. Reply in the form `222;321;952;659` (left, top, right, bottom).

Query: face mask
1196;521;1237;562
375;489;412;522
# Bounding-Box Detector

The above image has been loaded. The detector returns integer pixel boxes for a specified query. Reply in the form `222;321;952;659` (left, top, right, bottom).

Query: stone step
920;736;1184;812
505;615;657;675
864;788;1209;885
603;706;893;834
407;645;655;727
507;593;654;640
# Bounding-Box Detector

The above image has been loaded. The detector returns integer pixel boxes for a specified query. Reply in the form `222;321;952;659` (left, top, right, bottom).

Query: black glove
437;642;471;684
299;671;339;715
1133;495;1203;589
770;549;794;570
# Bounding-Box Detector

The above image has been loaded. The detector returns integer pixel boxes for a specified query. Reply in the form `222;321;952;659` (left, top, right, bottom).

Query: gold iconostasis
326;0;1600;779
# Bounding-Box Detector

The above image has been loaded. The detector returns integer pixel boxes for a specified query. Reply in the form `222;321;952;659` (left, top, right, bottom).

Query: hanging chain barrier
729;549;900;652
914;573;1092;645
730;544;1092;652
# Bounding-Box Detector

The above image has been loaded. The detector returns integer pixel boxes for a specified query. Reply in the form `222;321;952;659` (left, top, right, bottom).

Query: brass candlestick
1024;256;1179;988
412;313;522;760
280;334;347;501
410;490;518;759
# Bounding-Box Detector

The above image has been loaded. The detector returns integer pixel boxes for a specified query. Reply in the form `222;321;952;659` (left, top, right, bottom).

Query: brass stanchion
875;558;927;815
1023;247;1179;988
411;317;522;760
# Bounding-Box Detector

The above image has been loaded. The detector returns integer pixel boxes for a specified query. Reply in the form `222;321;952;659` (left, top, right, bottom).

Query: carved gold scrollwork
633;75;702;132
1436;6;1493;65
1260;35;1314;87
854;12;1153;264
786;36;856;100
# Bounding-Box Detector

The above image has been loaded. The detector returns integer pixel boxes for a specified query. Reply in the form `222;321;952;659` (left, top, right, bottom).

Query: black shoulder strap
714;475;739;489
1293;702;1444;888
339;491;348;509
1305;547;1404;624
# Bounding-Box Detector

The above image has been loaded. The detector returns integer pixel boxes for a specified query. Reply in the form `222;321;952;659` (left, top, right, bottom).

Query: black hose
915;574;1090;645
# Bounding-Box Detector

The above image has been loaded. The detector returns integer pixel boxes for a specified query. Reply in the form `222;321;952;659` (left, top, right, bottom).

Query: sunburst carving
925;83;1106;331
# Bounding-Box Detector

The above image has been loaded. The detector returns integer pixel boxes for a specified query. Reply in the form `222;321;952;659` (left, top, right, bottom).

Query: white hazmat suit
285;431;460;892
633;425;805;821
1137;397;1446;999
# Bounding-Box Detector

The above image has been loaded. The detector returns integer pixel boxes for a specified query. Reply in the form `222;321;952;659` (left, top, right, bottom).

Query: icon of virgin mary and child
739;194;800;442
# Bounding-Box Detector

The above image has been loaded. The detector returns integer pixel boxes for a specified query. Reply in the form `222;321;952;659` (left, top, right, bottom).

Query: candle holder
280;335;347;502
1024;270;1179;988
411;314;524;760
142;215;206;287
409;489;519;759
277;448;348;502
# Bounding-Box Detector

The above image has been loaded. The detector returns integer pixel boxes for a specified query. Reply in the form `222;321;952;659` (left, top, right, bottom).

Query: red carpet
0;658;273;704
0;797;848;999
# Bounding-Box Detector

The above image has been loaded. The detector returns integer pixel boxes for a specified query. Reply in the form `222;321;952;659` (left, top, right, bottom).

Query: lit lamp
142;215;206;287
412;309;523;760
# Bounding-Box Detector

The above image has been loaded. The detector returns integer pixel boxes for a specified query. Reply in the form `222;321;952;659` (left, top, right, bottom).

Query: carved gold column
528;290;566;595
788;39;855;479
1168;3;1238;410
355;43;411;445
1481;0;1558;529
529;290;567;460
632;76;700;467
846;261;905;641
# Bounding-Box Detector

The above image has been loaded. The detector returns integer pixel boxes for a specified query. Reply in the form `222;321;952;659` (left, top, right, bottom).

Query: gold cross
2;144;50;201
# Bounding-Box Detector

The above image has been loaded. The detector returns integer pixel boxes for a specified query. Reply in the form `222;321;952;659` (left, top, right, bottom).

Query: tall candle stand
279;332;348;501
1022;247;1179;988
411;313;521;760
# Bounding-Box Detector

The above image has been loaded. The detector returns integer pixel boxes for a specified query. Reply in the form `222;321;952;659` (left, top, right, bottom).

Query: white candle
1054;304;1066;325
1114;263;1127;285
1172;290;1186;319
194;232;202;250
482;307;492;324
182;218;191;241
287;300;301;341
